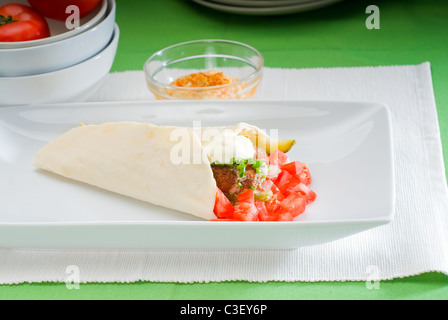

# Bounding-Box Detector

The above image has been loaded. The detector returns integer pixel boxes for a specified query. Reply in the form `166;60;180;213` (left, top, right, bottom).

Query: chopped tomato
256;201;276;221
263;198;297;221
266;164;281;180
237;189;255;204
233;202;259;221
259;179;274;192
275;170;300;194
279;193;307;218
254;201;268;214
274;209;295;221
298;171;312;185
280;161;305;176
264;196;281;214
281;161;312;185
270;182;285;200
232;189;258;221
269;150;289;167
264;187;285;218
284;183;317;204
213;187;234;219
268;182;285;208
257;199;293;221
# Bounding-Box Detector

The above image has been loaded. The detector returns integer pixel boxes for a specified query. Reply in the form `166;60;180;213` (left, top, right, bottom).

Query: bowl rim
143;39;264;92
0;0;109;49
0;23;119;81
0;0;115;53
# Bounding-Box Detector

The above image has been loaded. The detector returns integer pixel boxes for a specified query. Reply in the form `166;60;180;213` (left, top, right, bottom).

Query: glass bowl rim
143;39;264;92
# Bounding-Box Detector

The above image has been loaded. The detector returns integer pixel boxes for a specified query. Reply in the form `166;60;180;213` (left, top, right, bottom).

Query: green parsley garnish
237;163;247;178
252;160;263;172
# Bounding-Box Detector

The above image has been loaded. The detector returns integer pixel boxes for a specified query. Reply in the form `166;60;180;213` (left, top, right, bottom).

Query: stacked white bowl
0;0;118;106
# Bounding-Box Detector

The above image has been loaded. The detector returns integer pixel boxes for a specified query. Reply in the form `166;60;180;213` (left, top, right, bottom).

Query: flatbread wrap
34;122;315;221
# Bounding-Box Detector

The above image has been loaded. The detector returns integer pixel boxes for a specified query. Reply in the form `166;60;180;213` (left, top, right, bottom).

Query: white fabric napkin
1;62;447;284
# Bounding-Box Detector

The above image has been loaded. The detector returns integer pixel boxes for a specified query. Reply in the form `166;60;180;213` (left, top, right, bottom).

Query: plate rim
191;0;344;15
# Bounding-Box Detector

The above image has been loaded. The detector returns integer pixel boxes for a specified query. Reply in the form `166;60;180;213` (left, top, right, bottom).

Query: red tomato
269;150;289;167
275;170;301;194
264;196;281;214
280;161;305;176
255;201;272;221
0;4;50;42
27;0;101;22
263;182;285;219
264;196;298;221
266;164;281;180
233;202;259;221
259;179;274;192
270;181;285;200
279;193;307;218
231;189;258;221
283;183;317;204
213;187;234;219
237;189;255;204
281;161;312;185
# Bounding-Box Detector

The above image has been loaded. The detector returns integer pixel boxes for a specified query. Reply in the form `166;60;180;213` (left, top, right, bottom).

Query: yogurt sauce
203;131;255;164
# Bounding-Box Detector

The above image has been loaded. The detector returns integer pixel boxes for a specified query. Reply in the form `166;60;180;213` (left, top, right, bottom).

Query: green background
1;0;447;300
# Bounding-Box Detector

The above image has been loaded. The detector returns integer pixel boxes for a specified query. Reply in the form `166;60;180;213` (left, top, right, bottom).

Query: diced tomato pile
212;150;316;222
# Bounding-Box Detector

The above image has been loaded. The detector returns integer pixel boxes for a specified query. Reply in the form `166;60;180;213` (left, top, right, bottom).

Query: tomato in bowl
0;0;108;50
0;3;50;42
27;0;101;21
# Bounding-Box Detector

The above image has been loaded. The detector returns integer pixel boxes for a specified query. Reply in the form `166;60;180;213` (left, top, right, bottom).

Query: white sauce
203;132;255;164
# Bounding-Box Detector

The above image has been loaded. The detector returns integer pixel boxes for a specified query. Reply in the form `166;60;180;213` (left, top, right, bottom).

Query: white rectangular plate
0;100;395;249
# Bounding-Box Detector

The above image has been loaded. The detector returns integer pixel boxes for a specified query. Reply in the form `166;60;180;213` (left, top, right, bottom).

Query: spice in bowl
162;69;251;100
144;39;264;100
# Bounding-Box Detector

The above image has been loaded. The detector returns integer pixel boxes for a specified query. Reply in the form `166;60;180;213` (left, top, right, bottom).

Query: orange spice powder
171;71;236;87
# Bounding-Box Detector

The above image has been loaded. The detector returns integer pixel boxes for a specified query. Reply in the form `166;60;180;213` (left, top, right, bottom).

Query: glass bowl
143;39;264;100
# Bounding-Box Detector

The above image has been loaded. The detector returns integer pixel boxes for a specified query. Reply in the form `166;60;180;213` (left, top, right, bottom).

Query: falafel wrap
33;122;292;220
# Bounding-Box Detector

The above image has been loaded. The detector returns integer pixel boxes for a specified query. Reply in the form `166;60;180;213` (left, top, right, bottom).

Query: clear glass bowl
144;39;264;100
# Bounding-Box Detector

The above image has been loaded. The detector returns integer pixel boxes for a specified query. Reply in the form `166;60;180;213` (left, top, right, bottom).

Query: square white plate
0;100;395;249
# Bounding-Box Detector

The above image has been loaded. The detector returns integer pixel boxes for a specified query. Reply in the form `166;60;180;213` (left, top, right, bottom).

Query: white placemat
1;62;447;284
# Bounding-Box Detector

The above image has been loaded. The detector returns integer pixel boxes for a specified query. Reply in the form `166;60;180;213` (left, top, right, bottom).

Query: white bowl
0;24;119;106
0;0;116;77
0;0;108;49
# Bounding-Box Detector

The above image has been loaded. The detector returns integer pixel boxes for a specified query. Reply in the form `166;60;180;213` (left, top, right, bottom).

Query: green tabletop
1;0;448;300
